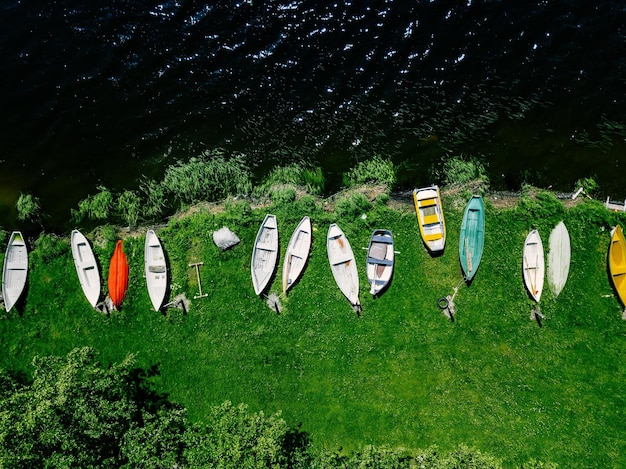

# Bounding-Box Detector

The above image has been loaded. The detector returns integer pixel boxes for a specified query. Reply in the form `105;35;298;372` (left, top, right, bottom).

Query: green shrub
16;193;42;223
33;233;67;263
271;187;297;207
255;163;325;196
343;155;396;188
162;151;252;205
224;198;252;221
516;190;565;225
140;178;167;219
117;190;141;227
72;186;114;223
334;192;373;220
574;176;599;196
439;156;489;187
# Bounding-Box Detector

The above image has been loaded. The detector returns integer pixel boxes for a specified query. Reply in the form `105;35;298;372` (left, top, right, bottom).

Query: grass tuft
343;155;397;189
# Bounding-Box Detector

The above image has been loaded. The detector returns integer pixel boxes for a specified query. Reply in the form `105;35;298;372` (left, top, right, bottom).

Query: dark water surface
1;0;625;229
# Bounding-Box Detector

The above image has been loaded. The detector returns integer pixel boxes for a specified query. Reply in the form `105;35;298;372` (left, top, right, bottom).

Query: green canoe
459;195;485;282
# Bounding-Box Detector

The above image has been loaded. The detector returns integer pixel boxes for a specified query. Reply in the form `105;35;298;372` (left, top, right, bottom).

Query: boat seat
368;257;393;266
423;232;443;241
371;236;392;244
149;265;166;273
256;242;277;251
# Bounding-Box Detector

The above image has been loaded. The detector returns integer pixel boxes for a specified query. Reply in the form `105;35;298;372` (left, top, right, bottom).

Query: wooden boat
251;214;279;296
282;216;312;294
522;230;544;303
547;221;571;297
608;225;626;315
459;195;485;282
366;229;394;296
144;230;168;311
71;229;101;307
108;240;129;310
327;223;361;311
413;185;446;253
2;231;28;312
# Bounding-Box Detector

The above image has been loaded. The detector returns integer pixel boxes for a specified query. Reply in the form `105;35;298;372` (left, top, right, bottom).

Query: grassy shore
1;185;625;467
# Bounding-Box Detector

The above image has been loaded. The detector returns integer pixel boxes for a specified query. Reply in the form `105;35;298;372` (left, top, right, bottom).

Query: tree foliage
0;348;553;468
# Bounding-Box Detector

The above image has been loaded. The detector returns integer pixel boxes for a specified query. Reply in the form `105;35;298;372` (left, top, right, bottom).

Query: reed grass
161;151;252;205
253;163;326;197
2;187;626;468
342;155;397;188
72;185;114;223
437;155;489;188
117;190;141;228
15;193;42;223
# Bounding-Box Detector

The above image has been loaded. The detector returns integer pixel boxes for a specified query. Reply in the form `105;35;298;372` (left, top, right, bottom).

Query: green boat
459;195;485;282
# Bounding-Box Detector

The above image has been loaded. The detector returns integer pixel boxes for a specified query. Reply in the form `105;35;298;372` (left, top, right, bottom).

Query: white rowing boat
547;221;570;297
71;229;101;307
144;229;168;311
523;229;544;303
366;229;394;296
2;231;28;312
282;216;312;294
251;214;279;295
327;223;361;311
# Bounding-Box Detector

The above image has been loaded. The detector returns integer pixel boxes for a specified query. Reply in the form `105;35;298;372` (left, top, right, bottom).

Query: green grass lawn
1;190;625;468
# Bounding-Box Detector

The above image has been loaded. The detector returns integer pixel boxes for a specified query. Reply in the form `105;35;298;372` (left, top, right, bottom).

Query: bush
272;187;297;206
343;156;396;188
439;156;489;187
334;192;373;220
16;193;42;223
140;178;167;219
516;189;565;225
162;150;252;205
117;190;141;227
33;233;67;263
72;186;114;223
255;163;326;197
574;176;599;196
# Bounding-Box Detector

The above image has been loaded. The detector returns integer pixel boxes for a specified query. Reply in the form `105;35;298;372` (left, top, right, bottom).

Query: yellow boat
608;225;626;318
413;185;446;253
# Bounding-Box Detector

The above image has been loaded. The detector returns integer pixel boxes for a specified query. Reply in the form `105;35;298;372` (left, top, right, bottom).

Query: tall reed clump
437;155;489;189
161;150;252;206
16;192;42;223
71;186;114;223
117;190;141;227
342;155;396;189
254;163;325;197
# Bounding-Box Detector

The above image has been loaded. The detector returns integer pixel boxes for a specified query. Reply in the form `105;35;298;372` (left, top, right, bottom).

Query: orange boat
108;240;129;309
609;225;626;318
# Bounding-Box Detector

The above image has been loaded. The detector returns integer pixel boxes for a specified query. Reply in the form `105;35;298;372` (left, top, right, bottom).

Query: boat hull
413;185;446;253
547;221;571;297
108;240;129;310
282;216;312;294
523;230;544;303
71;230;101;307
251;214;279;296
366;229;394;296
145;230;168;311
609;225;626;311
459;195;485;282
327;223;360;308
2;231;28;312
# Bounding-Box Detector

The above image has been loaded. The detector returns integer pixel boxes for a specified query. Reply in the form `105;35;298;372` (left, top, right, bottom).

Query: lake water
1;0;625;229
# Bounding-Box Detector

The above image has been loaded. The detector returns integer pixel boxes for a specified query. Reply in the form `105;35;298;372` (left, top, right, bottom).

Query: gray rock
213;226;240;251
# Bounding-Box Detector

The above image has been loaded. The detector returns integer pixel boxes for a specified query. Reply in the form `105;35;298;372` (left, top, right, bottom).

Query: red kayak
108;240;129;309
